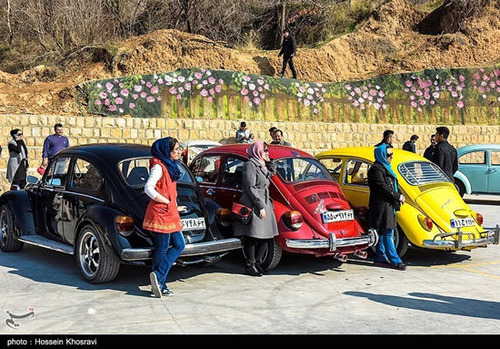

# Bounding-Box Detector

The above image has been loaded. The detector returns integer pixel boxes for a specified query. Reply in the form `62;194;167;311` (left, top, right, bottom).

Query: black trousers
280;56;297;78
242;236;269;265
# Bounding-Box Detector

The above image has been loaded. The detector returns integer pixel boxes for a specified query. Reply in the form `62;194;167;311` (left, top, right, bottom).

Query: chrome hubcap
0;210;7;245
79;231;100;278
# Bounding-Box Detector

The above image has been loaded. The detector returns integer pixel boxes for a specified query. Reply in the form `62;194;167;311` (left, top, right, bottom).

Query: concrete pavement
0;201;499;335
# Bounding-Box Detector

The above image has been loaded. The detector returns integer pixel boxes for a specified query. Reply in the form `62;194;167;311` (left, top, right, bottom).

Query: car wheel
76;225;120;284
260;239;282;271
369;225;409;258
0;205;24;252
455;180;466;197
394;225;409;257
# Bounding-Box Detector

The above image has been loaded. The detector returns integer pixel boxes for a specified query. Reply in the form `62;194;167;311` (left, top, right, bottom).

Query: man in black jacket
432;126;458;184
278;28;297;79
423;134;437;161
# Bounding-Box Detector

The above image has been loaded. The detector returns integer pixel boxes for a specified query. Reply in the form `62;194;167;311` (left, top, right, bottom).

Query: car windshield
398;161;451;186
275;157;332;183
118;157;194;187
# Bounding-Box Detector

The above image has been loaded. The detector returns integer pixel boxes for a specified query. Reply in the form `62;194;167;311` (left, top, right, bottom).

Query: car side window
319;158;342;182
459;151;485;164
70;159;103;192
491;151;500;166
191;156;221;184
345;159;371;186
222;157;246;187
44;157;70;187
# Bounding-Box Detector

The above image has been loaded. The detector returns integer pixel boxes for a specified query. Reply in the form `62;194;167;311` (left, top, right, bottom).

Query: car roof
198;143;314;159
457;144;500;156
180;140;222;147
316;146;429;164
58;143;151;163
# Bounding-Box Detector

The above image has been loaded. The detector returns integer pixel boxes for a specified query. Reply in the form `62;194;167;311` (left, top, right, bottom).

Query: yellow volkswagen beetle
316;147;499;257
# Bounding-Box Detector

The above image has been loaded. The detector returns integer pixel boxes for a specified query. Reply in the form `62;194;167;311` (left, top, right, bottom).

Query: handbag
231;202;253;225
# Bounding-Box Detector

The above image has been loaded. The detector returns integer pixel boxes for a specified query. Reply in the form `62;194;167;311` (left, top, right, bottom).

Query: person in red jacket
143;137;187;298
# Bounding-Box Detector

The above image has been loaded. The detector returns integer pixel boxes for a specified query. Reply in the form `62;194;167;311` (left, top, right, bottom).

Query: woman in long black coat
235;141;279;276
367;144;406;270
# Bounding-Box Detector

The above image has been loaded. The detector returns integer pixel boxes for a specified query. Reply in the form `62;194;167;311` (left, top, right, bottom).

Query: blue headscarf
151;137;181;182
374;144;398;189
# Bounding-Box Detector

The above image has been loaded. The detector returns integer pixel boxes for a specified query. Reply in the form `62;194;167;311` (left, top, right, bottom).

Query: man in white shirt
235;121;254;143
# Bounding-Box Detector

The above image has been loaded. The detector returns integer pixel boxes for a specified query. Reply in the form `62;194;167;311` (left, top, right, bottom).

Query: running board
18;235;74;255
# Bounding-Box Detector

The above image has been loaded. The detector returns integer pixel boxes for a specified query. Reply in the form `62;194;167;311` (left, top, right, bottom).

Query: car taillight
284;210;303;230
475;213;483;226
216;208;232;226
418;214;433;231
115;215;134;236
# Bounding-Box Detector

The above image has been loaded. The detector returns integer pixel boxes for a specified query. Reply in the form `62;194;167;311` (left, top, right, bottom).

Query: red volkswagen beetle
190;144;377;270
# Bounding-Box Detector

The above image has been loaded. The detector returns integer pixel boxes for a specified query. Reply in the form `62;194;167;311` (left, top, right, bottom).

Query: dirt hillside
0;0;499;116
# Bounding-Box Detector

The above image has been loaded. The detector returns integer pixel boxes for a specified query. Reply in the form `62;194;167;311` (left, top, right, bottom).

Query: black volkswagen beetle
0;144;241;283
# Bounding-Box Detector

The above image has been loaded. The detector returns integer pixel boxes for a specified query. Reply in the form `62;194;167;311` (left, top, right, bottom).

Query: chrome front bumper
285;229;378;252
121;238;242;261
422;225;500;249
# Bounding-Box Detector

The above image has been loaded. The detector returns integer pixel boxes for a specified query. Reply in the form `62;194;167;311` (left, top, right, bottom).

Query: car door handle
55;193;64;199
206;188;215;195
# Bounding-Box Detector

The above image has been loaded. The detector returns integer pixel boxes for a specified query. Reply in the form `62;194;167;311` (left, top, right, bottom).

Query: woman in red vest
143;137;186;298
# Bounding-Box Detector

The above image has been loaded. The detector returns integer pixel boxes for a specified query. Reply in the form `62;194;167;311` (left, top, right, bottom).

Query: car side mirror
51;178;62;186
27;175;39;184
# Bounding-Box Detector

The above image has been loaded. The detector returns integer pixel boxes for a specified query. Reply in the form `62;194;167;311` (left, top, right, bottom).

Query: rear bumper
120;238;242;261
422;225;500;249
285;229;378;252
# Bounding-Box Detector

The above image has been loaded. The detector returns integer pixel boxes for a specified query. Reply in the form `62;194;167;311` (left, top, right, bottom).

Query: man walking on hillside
278;28;297;79
432;126;458;184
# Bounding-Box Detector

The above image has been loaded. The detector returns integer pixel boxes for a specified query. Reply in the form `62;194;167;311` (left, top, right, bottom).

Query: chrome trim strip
18;236;74;255
422;226;499;249
120;238;242;261
286;231;376;251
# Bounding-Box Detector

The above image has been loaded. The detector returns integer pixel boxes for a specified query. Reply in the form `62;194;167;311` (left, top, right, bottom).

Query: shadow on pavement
344;291;500;320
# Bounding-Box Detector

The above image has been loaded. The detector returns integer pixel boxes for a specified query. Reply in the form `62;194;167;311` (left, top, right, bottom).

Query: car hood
414;186;480;232
290;182;365;238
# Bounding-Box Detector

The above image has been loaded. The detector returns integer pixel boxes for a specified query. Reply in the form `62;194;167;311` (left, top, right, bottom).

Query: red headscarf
246;141;267;174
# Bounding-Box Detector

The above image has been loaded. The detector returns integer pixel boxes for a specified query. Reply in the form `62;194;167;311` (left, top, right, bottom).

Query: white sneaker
149;272;162;298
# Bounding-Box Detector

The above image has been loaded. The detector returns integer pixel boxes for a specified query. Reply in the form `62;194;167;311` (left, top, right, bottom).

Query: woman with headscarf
235;141;279;276
367;144;407;270
7;129;29;189
143;137;187;298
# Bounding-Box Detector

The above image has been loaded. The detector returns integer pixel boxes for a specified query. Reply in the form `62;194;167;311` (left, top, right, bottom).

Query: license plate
322;209;354;224
181;217;206;231
450;218;475;228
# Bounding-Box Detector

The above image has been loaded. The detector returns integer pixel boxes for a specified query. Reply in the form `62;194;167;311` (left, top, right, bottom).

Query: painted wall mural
78;66;500;125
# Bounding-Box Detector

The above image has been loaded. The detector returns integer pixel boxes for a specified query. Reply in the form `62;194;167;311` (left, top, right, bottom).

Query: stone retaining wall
1;113;499;191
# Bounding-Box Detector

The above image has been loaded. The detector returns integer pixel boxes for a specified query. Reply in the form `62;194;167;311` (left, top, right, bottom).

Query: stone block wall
1;113;499;191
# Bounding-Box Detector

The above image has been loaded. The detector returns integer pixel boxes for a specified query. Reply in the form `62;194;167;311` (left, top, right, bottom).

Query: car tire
368;225;409;258
455;180;466;197
260;239;282;271
76;225;120;284
394;225;409;257
0;205;24;252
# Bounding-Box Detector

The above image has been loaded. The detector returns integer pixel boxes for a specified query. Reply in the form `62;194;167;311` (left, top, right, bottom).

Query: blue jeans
152;231;186;290
375;229;403;265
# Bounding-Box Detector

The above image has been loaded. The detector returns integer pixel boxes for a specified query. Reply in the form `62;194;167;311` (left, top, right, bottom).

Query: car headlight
283;210;303;231
115;215;135;236
417;214;433;231
475;212;483;226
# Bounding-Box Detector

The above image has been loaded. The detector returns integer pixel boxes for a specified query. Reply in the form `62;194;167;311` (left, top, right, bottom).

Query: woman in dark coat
367;144;406;270
7;129;29;189
235;141;279;276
